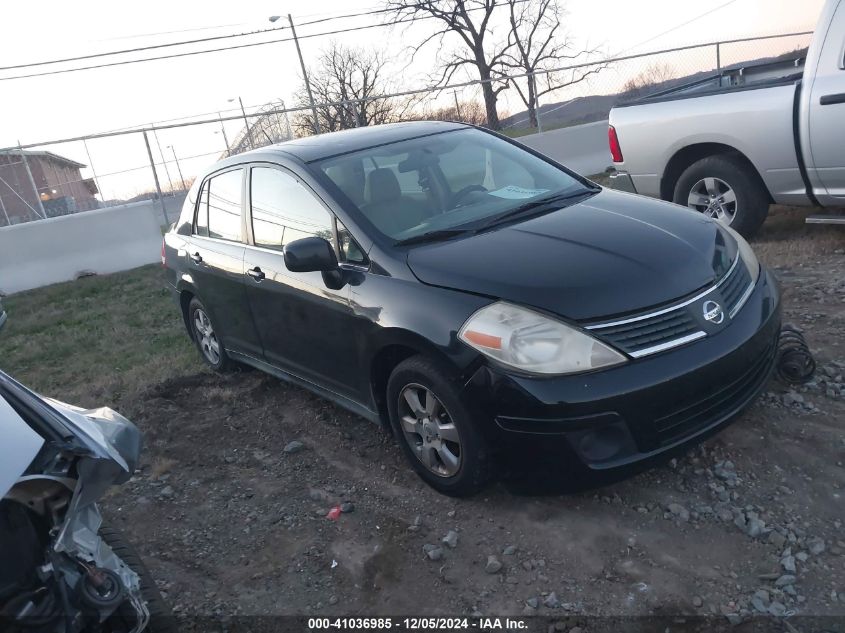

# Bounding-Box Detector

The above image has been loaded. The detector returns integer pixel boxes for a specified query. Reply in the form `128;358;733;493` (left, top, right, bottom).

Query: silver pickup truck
608;0;845;236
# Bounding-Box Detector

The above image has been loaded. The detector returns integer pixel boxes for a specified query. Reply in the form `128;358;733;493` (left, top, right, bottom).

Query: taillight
161;238;167;267
608;125;623;163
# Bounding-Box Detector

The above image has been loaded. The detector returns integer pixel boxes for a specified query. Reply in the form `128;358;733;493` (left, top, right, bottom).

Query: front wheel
99;526;176;633
672;155;769;238
386;356;492;496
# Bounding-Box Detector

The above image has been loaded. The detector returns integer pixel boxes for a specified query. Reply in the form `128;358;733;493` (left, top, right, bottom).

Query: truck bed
619;54;806;107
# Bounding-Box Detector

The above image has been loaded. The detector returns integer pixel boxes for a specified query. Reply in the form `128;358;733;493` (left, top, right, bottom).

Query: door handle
189;252;203;264
820;93;845;105
247;267;265;281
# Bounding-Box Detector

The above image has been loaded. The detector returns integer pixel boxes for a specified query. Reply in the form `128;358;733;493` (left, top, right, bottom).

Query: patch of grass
0;265;202;413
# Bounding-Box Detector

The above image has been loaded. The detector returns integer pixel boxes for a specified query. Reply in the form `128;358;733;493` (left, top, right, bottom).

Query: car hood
406;188;736;321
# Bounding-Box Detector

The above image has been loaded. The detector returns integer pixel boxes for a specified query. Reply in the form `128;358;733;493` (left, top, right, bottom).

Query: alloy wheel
687;177;738;225
193;308;221;365
397;383;462;478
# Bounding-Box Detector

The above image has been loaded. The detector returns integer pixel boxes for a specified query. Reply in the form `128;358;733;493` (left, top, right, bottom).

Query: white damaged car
0;369;173;632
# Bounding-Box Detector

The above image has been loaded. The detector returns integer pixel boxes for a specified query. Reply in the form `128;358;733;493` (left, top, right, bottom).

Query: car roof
238;120;470;163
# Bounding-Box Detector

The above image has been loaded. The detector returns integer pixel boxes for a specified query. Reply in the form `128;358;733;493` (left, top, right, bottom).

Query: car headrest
366;168;401;205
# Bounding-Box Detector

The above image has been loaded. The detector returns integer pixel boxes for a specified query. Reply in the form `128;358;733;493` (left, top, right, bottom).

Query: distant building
0;150;99;225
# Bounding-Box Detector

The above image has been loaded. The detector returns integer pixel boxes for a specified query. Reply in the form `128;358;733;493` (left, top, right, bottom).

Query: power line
0;24;288;71
0;21;396;81
0;6;399;72
96;22;250;42
615;0;741;56
0;2;529;78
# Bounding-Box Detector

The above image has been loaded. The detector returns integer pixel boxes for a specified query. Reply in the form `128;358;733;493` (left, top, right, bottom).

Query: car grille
652;337;776;446
721;259;752;316
590;310;700;357
586;258;753;358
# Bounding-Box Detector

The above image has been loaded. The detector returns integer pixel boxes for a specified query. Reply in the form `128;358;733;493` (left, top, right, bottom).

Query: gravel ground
103;213;845;627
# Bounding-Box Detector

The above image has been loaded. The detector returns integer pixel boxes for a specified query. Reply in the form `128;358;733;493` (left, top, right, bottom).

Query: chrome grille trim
628;331;707;358
728;279;756;319
585;257;740;331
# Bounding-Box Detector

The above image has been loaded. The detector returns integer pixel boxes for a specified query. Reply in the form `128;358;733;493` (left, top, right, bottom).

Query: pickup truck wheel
673;155;769;237
387;356;492;496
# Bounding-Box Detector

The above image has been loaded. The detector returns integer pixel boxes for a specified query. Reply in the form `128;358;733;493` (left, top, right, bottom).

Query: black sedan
163;121;780;495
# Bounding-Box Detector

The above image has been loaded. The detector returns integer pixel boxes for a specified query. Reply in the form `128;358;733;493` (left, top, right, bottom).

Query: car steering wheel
451;184;488;208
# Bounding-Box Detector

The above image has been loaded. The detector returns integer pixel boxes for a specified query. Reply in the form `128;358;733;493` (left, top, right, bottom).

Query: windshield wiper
475;189;595;232
394;228;472;247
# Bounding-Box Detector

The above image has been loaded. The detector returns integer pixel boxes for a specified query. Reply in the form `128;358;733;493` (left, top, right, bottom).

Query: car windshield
314;128;592;242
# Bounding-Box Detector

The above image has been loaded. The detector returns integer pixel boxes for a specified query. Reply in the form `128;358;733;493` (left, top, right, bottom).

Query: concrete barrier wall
516;119;612;176
0;203;164;295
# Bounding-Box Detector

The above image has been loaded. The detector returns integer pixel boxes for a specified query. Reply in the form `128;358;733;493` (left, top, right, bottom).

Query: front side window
194;180;209;237
315;127;590;242
337;220;366;264
206;169;243;242
250;167;333;250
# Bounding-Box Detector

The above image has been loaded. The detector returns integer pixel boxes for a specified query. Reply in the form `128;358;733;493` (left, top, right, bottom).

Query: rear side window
206;169;243;242
250;167;333;250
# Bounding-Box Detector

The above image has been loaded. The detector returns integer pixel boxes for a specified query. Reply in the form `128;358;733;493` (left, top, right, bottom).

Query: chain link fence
0;30;812;228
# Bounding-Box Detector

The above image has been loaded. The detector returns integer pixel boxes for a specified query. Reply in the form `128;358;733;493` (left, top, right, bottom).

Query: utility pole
0;192;9;226
282;14;321;134
168;146;186;191
279;100;293;140
453;90;461;120
17;142;46;219
152;126;175;196
217;112;231;155
82;139;105;207
142;130;169;226
236;97;255;150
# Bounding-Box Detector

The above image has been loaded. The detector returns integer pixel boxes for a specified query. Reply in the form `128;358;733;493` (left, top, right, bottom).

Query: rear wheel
99;525;176;633
188;297;232;372
386;356;492;496
673;155;769;237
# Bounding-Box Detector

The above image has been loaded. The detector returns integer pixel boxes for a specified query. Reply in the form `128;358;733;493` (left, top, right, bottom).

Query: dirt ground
92;209;844;626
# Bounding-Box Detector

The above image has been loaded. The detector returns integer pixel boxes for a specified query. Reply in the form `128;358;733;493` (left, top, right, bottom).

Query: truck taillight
608;125;623;163
161;238;167;267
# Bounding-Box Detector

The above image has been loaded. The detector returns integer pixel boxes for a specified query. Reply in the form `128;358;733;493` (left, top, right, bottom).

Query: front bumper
465;269;780;470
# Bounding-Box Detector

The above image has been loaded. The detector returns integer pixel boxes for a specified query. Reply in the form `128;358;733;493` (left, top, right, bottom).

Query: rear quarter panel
610;85;806;204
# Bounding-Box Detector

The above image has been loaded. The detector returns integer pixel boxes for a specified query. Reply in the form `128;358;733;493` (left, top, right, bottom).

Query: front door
242;164;361;401
807;0;845;198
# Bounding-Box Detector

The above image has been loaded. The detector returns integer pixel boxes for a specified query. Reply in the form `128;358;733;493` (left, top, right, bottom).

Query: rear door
806;0;845;197
186;167;262;357
242;164;362;400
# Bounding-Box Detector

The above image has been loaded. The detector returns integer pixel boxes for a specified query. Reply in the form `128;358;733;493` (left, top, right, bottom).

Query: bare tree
294;43;413;136
384;0;514;130
621;63;675;97
501;0;603;129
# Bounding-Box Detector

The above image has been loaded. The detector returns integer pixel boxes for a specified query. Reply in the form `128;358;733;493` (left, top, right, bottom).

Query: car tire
99;525;177;633
672;155;769;238
188;297;232;372
386;355;492;496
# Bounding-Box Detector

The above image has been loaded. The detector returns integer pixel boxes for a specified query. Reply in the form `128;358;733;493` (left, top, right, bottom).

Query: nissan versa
162;121;780;496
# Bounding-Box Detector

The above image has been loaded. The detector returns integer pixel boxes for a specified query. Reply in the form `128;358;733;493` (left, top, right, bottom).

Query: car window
316;127;588;241
250;166;333;250
206;169;243;242
337;220;366;264
194;179;209;237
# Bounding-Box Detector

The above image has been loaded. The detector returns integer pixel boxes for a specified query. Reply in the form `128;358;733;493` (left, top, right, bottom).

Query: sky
0;0;824;200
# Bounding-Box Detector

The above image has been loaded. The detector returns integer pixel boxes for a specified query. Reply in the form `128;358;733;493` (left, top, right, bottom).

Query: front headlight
458;302;627;375
724;225;760;284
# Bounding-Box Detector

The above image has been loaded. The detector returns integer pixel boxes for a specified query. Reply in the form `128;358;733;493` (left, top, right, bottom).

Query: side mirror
283;237;338;273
